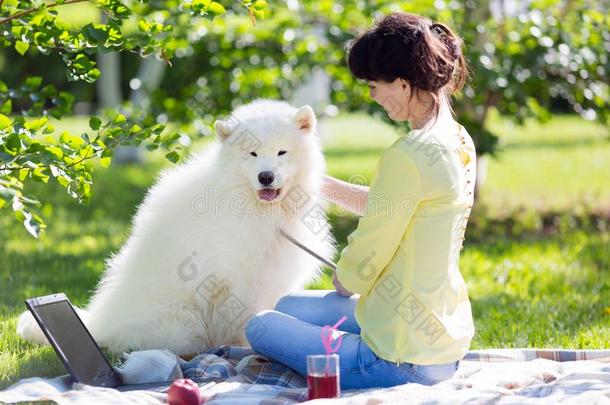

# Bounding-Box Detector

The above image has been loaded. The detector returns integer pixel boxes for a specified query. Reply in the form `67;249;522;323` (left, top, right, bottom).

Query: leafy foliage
0;0;608;237
0;0;263;237
139;0;609;155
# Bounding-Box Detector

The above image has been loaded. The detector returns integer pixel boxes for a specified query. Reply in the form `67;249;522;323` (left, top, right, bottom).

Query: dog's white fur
17;99;336;355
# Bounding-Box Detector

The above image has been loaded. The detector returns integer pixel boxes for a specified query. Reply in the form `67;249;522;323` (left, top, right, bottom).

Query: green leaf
5;133;21;151
113;114;126;124
165;151;180;163
26;142;46;153
0;113;11;130
83;24;109;43
192;0;211;10
32;167;49;183
72;54;94;72
18;169;28;181
24;117;48;131
101;148;113;158
59;131;85;148
0;151;13;163
79;146;94;159
1;99;12;115
40;84;57;98
57;175;70;187
25;76;42;90
208;1;226;15
13;208;25;223
46;145;63;158
87;68;101;82
138;20;151;32
100;156;111;167
15;41;29;56
89;116;102;131
253;0;268;10
0;100;13;114
152;124;165;135
43;123;55;134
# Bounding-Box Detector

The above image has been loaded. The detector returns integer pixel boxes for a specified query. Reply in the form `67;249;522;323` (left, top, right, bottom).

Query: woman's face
367;78;412;121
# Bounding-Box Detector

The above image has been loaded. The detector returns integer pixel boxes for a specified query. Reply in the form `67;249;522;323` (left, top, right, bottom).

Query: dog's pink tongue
258;189;278;201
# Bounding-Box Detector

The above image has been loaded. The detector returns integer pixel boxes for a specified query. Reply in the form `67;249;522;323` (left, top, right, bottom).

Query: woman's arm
321;175;369;216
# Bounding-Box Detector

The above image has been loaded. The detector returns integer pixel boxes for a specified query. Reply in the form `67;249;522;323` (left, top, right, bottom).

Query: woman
245;12;476;389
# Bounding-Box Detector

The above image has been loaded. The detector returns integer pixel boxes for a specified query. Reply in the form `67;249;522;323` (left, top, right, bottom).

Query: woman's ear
399;78;408;91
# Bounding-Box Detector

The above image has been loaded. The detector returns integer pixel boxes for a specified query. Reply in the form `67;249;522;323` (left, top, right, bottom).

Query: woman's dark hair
347;12;468;116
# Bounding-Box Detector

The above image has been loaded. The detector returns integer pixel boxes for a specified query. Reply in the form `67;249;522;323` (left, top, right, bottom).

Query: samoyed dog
17;99;336;355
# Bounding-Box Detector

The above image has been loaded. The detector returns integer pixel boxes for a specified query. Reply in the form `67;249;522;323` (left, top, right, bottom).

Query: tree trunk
96;11;168;165
96;51;122;107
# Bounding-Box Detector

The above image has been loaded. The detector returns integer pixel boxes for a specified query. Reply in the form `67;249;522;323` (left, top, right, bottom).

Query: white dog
17;99;336;355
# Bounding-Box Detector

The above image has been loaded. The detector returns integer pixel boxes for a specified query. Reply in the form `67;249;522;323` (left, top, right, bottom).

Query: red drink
307;372;339;399
307;354;341;399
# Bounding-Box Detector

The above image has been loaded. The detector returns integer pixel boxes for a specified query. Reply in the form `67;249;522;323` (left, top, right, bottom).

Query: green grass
483;112;610;213
1;113;609;389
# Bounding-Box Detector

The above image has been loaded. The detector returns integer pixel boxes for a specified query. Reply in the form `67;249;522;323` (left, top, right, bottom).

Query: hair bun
430;22;461;62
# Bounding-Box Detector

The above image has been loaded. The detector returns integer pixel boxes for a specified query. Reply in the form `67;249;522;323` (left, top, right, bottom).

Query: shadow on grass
503;137;607;150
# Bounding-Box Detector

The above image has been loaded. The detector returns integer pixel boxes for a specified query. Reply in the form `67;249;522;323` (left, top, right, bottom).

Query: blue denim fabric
245;289;460;390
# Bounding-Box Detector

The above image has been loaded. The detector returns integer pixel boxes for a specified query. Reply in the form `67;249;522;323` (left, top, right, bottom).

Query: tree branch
0;153;97;172
0;133;125;173
0;0;88;25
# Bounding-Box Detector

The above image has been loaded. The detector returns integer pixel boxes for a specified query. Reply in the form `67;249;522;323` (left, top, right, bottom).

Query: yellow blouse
335;119;476;366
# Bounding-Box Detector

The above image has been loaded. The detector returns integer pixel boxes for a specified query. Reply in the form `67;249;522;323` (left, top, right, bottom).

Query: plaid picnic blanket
464;347;610;363
178;345;309;403
1;346;609;404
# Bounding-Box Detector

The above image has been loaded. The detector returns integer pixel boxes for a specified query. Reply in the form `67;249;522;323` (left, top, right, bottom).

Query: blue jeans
245;290;460;390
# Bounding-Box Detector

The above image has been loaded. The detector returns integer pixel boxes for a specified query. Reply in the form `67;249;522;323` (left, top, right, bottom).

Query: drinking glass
306;354;340;399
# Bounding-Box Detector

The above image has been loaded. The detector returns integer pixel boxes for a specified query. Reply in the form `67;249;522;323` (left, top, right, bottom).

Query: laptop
24;293;215;393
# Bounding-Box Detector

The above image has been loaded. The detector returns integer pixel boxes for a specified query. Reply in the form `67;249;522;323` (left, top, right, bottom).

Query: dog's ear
294;105;316;133
214;120;232;141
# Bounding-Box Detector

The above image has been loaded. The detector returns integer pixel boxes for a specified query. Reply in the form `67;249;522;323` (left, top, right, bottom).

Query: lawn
0;113;609;388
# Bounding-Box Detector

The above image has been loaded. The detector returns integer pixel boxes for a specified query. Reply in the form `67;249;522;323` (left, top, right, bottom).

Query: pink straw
320;316;347;375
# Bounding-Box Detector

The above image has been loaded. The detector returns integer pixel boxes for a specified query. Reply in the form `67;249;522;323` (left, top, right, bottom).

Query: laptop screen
31;299;120;387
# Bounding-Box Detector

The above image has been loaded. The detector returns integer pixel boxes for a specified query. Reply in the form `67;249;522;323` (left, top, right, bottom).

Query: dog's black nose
258;171;275;186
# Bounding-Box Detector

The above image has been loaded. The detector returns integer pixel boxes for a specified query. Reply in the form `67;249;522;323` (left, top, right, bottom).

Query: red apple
167;378;202;405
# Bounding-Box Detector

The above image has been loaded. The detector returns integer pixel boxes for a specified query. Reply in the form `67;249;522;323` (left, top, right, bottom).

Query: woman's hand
332;272;354;297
